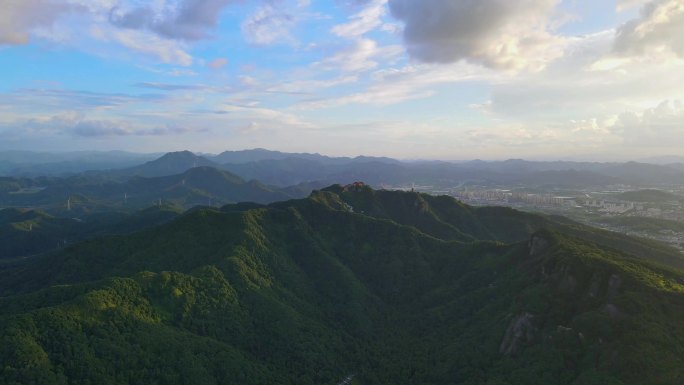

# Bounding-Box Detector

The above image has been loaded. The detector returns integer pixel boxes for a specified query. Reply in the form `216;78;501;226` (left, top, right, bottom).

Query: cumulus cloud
109;0;233;41
610;100;684;144
387;0;565;71
0;0;82;45
614;0;684;57
241;5;296;45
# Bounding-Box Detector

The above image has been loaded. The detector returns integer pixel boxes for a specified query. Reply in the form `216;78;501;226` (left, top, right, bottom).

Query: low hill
616;189;680;202
0;206;183;260
0;208;83;259
2;187;684;384
118;151;220;178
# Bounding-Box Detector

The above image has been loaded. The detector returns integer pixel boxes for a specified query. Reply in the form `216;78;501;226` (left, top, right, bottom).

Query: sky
1;0;683;160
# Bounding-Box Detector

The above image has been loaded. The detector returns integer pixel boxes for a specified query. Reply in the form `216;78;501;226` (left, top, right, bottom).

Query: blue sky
1;0;683;160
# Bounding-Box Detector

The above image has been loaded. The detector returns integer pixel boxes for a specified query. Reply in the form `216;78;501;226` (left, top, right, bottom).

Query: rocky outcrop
414;196;429;214
528;235;549;257
607;274;622;299
557;267;578;294
587;272;601;298
500;312;536;356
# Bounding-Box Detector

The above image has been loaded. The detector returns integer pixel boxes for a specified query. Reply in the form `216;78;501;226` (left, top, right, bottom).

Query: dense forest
2;185;684;384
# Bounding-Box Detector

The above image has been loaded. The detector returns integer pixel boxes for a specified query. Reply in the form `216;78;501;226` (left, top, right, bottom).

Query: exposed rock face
414;196;429;214
587;273;601;298
607;274;622;299
528;235;549;257
557;266;577;294
500;312;536;356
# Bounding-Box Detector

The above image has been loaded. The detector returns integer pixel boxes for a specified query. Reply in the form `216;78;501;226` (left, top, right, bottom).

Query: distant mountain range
2;185;684;384
5;149;684;188
0;166;308;215
115;150;220;178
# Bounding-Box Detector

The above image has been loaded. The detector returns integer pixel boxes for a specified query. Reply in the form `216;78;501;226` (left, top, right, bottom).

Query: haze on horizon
1;0;683;161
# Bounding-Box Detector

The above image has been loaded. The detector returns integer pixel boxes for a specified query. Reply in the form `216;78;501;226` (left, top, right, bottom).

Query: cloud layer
615;0;684;57
0;0;81;45
109;0;234;41
388;0;564;71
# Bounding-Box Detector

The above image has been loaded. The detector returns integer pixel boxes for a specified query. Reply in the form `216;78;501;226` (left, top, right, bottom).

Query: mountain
0;206;183;261
117;151;221;178
638;155;684;165
5;150;684;190
0;167;303;214
615;189;681;202
2;186;684;384
0;208;83;260
596;162;684;185
219;157;631;189
120;166;294;206
223;158;407;186
213;148;332;164
212;148;400;166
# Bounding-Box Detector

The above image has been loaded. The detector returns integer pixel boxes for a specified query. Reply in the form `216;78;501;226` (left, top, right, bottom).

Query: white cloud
94;27;194;66
610;100;684;145
331;0;386;38
3;111;207;138
478;31;684;121
0;0;83;45
299;62;494;109
614;0;684;57
317;38;402;72
265;75;359;94
387;0;566;71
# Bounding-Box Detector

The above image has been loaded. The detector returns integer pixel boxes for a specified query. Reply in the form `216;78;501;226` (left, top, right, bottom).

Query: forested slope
2;186;684;384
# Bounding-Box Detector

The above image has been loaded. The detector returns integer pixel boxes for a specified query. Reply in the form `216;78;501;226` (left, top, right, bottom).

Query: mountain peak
122;151;219;178
158;150;198;160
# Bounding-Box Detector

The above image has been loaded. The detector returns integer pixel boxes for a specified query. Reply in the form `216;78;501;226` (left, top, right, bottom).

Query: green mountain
0;206;183;261
0;167;302;214
2;186;684;384
0;208;83;260
118;151;220;178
